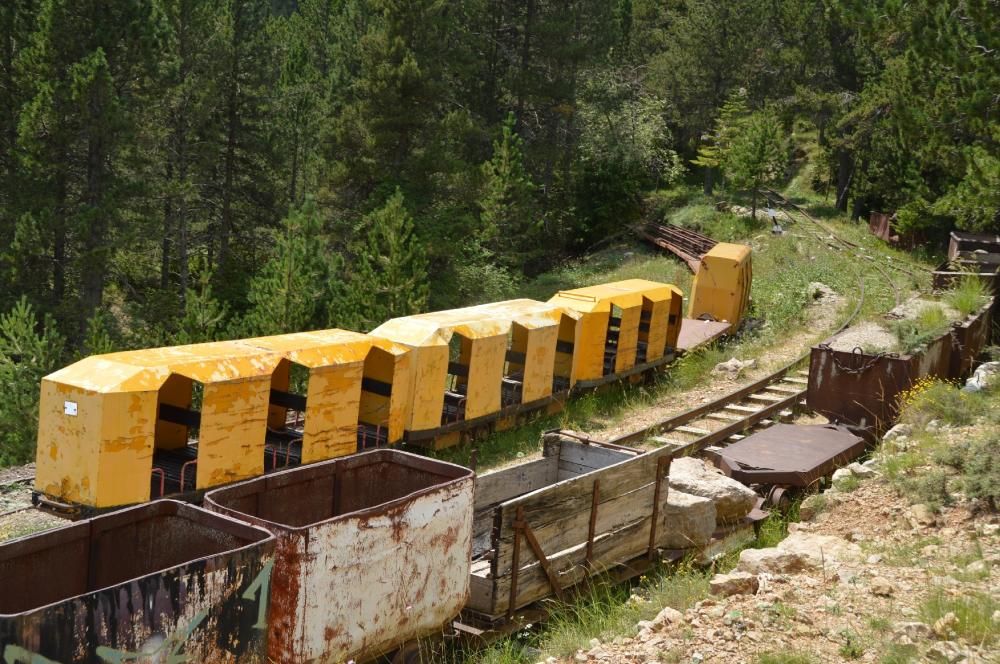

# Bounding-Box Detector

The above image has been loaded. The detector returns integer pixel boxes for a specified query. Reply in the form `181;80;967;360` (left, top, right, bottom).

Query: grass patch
838;629;865;659
889;305;952;355
835;473;861;493
919;590;998;645
880;643;917;664
943;276;990;318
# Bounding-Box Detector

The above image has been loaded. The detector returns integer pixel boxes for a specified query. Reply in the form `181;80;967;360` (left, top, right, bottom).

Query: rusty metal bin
807;331;953;437
0;500;275;663
204;449;474;663
949;298;995;378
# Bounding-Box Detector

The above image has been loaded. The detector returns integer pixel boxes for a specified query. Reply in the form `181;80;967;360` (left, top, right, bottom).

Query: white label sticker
64;401;78;416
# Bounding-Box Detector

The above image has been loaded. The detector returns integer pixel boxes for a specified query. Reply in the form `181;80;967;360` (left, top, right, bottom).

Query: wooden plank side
474;457;558;510
494;480;658;575
467;570;497;614
497;446;672;533
493;509;656;614
557;440;631;471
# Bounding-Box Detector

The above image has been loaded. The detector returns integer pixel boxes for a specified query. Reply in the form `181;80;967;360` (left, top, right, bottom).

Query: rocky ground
550;469;999;664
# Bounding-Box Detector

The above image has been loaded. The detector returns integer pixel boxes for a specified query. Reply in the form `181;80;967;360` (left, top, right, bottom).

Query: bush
936;433;1000;510
898;379;983;428
889;306;952;354
943;277;990;318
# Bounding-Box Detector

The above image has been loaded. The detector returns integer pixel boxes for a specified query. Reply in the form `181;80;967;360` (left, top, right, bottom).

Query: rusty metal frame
506;505;566;619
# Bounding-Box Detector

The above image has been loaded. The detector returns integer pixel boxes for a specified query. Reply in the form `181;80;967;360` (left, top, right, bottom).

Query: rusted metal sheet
677;318;731;350
204;450;474;663
949;298;995;378
931;260;1000;292
807;330;954;436
868;212;893;242
0;500;275;663
717;424;865;486
947;230;1000;264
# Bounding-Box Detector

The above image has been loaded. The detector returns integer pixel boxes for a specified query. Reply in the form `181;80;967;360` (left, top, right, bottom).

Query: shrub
943;277;989;318
920;590;998;645
898;379;983;428
936;432;1000;510
890;305;951;354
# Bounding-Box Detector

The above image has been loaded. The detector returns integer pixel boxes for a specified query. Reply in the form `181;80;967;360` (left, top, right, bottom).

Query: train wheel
766;485;792;510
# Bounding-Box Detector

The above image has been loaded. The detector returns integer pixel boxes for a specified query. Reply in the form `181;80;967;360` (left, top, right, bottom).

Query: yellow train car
548;279;683;387
688;242;753;327
370;299;580;446
36;341;281;510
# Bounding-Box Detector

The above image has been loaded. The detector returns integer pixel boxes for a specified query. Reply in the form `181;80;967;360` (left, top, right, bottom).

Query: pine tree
242;199;340;336
343;189;429;330
173;265;231;344
479;113;538;273
0;298;66;465
723;110;787;220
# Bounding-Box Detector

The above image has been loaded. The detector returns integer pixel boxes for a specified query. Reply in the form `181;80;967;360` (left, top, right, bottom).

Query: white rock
909;503;937;527
775;531;862;567
933;611;959;638
657;490;717;549
965;559;989;574
883;423;912;441
846;462;877;478
926;640;968;663
709;571;759;597
668;457;756;524
652;606;683;627
737;547;810;574
894;621;932;640
962;361;1000;392
870;576;895;596
832;467;853;482
712;357;756;376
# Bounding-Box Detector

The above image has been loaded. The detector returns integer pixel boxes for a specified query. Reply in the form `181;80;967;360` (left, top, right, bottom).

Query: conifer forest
0;0;997;464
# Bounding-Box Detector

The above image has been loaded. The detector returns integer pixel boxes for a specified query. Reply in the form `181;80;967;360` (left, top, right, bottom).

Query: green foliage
343;189;429;331
723;110;787;218
838;629;865;659
919;590;998;645
935;432;1000;510
889;306;952;355
243;199;341;336
172;269;231;345
900;380;985;428
0;298;66;465
943;277;990;318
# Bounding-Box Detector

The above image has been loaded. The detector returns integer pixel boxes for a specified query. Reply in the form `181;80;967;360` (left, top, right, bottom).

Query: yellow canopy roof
46;341;283;391
238;329;373;367
549;279;680;313
43;356;166;394
371;299;574;348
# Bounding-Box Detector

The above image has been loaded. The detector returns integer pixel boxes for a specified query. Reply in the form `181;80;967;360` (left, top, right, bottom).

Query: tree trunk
835;147;852;212
82;88;108;322
161;160;173;290
750;185;758;221
219;1;243;273
514;0;534;128
703;167;714;196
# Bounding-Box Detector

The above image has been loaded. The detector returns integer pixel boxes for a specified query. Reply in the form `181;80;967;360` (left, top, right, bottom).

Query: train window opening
603;304;623;375
264;358;305;473
503;324;528;407
151;373;202;498
443;334;471;424
553;314;575;392
359;346;394;450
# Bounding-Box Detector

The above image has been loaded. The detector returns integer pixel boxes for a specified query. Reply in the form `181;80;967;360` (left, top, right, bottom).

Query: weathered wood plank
474;457;558;510
557;440;631;470
497;446;672;534
494;481;660;575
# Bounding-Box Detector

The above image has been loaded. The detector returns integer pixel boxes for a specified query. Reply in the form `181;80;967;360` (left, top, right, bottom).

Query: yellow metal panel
573;311;610;381
688;242;752;326
615;304;641;373
643;298;669;362
195;379;269;490
521;324;557;402
553;314;578;386
238;330;372;367
408;344;449;432
301;363;363;463
268;359;292;430
666;290;683;349
93;391;157;508
34;382;103;506
464;334;506;420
